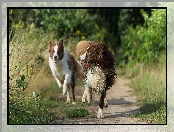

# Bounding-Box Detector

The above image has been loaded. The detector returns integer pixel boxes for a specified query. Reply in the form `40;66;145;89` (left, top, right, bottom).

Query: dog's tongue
84;62;89;67
54;59;58;63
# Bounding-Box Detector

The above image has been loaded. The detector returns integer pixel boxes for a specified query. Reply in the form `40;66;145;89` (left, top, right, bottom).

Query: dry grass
129;61;166;124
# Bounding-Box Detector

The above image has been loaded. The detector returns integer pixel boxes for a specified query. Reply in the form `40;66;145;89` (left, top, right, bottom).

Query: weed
65;108;89;119
9;90;54;124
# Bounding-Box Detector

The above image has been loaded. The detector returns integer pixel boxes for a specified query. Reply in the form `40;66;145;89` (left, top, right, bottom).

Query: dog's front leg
104;90;108;108
87;87;92;104
65;87;70;103
63;74;71;103
104;98;108;108
82;87;88;103
63;74;71;95
55;77;63;88
97;92;105;118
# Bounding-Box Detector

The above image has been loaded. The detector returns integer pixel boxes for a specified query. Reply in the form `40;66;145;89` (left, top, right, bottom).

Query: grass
118;53;166;124
118;63;143;79
65;108;88;118
37;77;89;120
9;90;54;124
9;76;89;124
121;60;166;124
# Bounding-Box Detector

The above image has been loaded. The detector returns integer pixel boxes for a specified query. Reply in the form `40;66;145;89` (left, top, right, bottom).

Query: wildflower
76;30;81;35
81;36;85;39
11;22;15;28
9;9;13;15
29;67;33;71
11;21;24;29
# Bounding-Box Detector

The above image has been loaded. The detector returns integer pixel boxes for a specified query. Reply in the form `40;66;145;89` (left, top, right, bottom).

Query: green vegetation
9;90;54;124
117;8;166;124
118;55;166;124
118;9;166;67
65;108;89;119
130;66;166;124
8;6;167;124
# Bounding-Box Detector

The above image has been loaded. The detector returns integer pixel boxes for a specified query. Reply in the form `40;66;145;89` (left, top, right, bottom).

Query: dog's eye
53;50;55;53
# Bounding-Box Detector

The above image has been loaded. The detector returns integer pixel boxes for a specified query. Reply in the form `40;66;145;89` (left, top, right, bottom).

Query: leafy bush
118;9;166;67
65;108;89;118
9;9;121;60
9;90;53;124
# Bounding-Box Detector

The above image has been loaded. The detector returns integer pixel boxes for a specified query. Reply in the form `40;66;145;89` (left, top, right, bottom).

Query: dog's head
78;52;86;64
48;38;64;63
78;52;90;68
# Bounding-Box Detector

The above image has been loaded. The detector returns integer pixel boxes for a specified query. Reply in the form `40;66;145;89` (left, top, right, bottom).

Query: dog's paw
65;100;70;103
72;102;76;105
97;114;104;118
56;80;63;88
97;108;104;118
58;85;63;88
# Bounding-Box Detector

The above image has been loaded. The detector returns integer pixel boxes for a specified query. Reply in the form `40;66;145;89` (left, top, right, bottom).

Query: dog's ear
48;39;54;52
58;38;64;50
49;39;54;45
58;38;63;46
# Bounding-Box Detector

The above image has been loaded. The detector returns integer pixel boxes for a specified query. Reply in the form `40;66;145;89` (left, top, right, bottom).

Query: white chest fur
84;66;106;94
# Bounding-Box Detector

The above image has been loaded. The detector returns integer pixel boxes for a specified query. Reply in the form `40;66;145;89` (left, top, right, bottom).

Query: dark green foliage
118;9;166;67
9;91;53;124
9;8;166;66
65;108;88;118
15;75;27;90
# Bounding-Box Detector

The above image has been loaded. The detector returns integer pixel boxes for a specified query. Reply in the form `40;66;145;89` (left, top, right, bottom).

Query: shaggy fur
76;41;117;118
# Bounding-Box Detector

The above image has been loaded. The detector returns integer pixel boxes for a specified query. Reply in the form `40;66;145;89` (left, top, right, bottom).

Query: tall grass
9;26;87;124
121;58;166;124
130;68;166;124
9;26;55;124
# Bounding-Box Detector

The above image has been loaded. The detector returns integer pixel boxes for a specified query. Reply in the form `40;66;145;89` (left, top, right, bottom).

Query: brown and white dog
76;41;117;118
48;38;81;104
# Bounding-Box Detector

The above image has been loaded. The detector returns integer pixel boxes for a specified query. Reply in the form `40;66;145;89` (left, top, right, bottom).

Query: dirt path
53;77;147;124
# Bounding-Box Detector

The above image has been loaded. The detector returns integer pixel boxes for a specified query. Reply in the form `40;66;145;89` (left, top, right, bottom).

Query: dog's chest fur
84;66;106;94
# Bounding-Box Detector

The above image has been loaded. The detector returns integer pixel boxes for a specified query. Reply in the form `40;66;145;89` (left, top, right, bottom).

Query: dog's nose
54;56;58;60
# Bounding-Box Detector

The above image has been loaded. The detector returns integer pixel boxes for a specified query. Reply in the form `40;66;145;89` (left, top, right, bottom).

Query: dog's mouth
78;58;89;68
54;60;58;63
83;62;89;67
53;56;59;63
